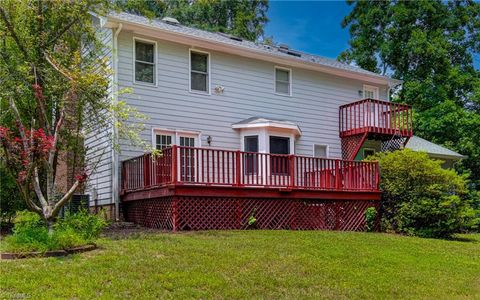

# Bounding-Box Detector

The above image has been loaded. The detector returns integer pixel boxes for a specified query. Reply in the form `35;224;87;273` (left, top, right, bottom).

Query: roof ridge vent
278;44;289;50
162;17;180;26
217;32;243;42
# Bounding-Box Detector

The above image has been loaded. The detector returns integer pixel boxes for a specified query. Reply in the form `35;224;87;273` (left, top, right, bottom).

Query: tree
367;149;479;237
114;0;269;41
0;1;144;227
340;0;480;185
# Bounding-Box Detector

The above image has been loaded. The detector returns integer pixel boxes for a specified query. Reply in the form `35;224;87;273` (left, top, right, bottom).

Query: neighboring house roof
105;12;401;86
232;117;302;135
405;136;466;160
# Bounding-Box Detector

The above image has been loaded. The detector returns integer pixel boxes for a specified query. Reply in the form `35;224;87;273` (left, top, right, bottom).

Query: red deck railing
121;146;380;193
339;99;413;137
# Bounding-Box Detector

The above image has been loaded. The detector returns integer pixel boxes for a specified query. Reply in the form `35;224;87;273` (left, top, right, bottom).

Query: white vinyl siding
84;26;114;206
116;31;388;162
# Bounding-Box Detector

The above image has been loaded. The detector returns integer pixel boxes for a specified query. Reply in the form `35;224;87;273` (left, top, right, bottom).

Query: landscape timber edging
0;244;97;260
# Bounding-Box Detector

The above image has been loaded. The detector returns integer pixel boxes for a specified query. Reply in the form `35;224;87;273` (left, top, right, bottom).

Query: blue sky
264;1;479;70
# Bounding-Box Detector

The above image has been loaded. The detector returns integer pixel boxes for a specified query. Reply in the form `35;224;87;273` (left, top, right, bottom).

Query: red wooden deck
120;146;381;231
121;146;380;195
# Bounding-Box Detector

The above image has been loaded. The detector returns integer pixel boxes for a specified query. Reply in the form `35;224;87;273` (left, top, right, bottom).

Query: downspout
112;23;122;221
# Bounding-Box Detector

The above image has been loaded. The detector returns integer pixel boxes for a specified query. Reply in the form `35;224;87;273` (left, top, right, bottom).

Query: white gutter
112;23;122;221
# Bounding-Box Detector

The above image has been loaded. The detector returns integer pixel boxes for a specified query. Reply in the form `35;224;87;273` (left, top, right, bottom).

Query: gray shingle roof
406;136;465;159
108;12;399;84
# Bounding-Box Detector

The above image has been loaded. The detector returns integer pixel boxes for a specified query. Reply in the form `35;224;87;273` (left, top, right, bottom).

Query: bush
2;210;107;253
54;209;107;242
366;149;479;238
3;211;50;252
364;207;377;232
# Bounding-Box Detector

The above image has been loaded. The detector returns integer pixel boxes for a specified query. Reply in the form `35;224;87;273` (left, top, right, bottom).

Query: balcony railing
339;99;413;137
121;146;380;193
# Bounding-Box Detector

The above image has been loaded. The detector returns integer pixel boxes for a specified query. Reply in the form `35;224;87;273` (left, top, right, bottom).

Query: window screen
135;40;155;83
275;68;290;95
191;52;209;92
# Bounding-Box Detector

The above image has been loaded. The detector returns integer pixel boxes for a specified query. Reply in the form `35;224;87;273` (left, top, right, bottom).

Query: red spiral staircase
339;99;413;160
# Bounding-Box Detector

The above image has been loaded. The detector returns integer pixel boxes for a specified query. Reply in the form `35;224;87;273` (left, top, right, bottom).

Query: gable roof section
105;12;401;86
406;136;466;160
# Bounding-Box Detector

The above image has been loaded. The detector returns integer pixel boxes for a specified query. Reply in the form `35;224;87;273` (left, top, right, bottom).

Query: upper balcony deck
339;99;413;138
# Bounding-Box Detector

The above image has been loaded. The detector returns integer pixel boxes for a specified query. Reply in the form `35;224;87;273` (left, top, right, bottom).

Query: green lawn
1;231;479;299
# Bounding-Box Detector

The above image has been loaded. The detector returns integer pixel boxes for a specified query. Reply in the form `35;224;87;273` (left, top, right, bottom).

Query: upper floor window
275;67;291;95
363;85;379;99
190;50;209;93
134;38;156;84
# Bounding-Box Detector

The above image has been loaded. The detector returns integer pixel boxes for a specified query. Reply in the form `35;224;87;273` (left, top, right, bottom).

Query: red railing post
143;154;150;188
235;150;241;186
335;160;341;190
289;155;295;188
375;162;380;191
171;145;178;184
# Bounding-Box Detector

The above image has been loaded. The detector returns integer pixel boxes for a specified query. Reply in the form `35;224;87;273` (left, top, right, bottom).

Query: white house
85;12;462;230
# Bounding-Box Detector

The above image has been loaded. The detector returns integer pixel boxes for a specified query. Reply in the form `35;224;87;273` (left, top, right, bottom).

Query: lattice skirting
123;197;379;231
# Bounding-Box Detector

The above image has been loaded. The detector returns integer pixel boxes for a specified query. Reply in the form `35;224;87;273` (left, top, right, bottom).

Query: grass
1;231;479;299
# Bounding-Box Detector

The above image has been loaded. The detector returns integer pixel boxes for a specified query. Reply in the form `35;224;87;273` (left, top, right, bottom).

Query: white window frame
363;84;379;99
152;128;201;149
312;144;329;158
189;49;211;95
274;66;292;96
133;37;157;86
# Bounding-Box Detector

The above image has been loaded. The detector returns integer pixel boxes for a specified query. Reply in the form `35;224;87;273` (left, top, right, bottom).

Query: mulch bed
1;244;97;260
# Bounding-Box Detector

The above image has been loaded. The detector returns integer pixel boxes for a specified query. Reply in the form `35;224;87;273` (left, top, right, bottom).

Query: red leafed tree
0;1;146;226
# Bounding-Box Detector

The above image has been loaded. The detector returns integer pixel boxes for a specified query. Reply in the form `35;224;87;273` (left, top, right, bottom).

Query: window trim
274;66;292;96
133;37;158;86
189;49;211;95
151;127;201;149
312;144;329;158
363;84;379;100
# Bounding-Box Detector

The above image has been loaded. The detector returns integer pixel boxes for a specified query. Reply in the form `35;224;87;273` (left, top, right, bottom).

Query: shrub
364;207;377;232
55;209;107;242
366;149;479;238
2;210;107;253
3;211;50;252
